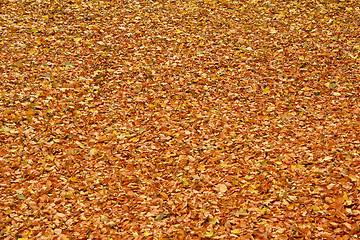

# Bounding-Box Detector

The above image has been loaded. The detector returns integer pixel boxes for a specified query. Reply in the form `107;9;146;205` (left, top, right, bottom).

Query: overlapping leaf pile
1;0;359;239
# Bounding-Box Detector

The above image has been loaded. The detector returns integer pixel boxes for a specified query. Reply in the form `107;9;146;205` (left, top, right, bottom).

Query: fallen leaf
217;183;228;193
263;87;271;95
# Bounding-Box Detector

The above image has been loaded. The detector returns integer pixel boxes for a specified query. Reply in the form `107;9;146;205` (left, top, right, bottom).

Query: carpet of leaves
1;0;360;239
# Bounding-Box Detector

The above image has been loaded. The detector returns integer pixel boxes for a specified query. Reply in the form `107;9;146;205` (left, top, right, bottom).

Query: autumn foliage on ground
0;0;360;239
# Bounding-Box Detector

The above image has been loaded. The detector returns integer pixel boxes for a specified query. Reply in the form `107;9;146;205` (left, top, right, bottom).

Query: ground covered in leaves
1;0;360;239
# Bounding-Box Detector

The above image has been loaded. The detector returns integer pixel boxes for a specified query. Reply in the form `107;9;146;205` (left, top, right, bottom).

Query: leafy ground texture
1;0;360;239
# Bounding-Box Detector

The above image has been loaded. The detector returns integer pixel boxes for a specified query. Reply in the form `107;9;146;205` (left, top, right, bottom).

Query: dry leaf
1;0;357;238
217;183;228;193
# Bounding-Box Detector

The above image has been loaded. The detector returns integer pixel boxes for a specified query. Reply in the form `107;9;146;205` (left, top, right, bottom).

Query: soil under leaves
1;0;360;239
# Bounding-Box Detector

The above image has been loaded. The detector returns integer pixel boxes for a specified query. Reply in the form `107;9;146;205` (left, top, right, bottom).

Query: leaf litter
0;0;359;239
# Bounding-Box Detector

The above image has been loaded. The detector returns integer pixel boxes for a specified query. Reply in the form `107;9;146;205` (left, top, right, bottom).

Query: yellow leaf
260;207;268;215
117;134;126;140
17;194;26;200
262;87;271;94
138;127;146;134
210;218;218;224
269;27;277;34
45;155;54;161
197;165;205;171
76;141;85;148
25;109;34;116
183;180;190;186
204;229;213;237
349;175;357;182
74;37;82;44
89;148;97;156
144;231;151;236
64;192;74;199
70;177;78;183
233;229;242;234
101;215;109;222
248;187;258;194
